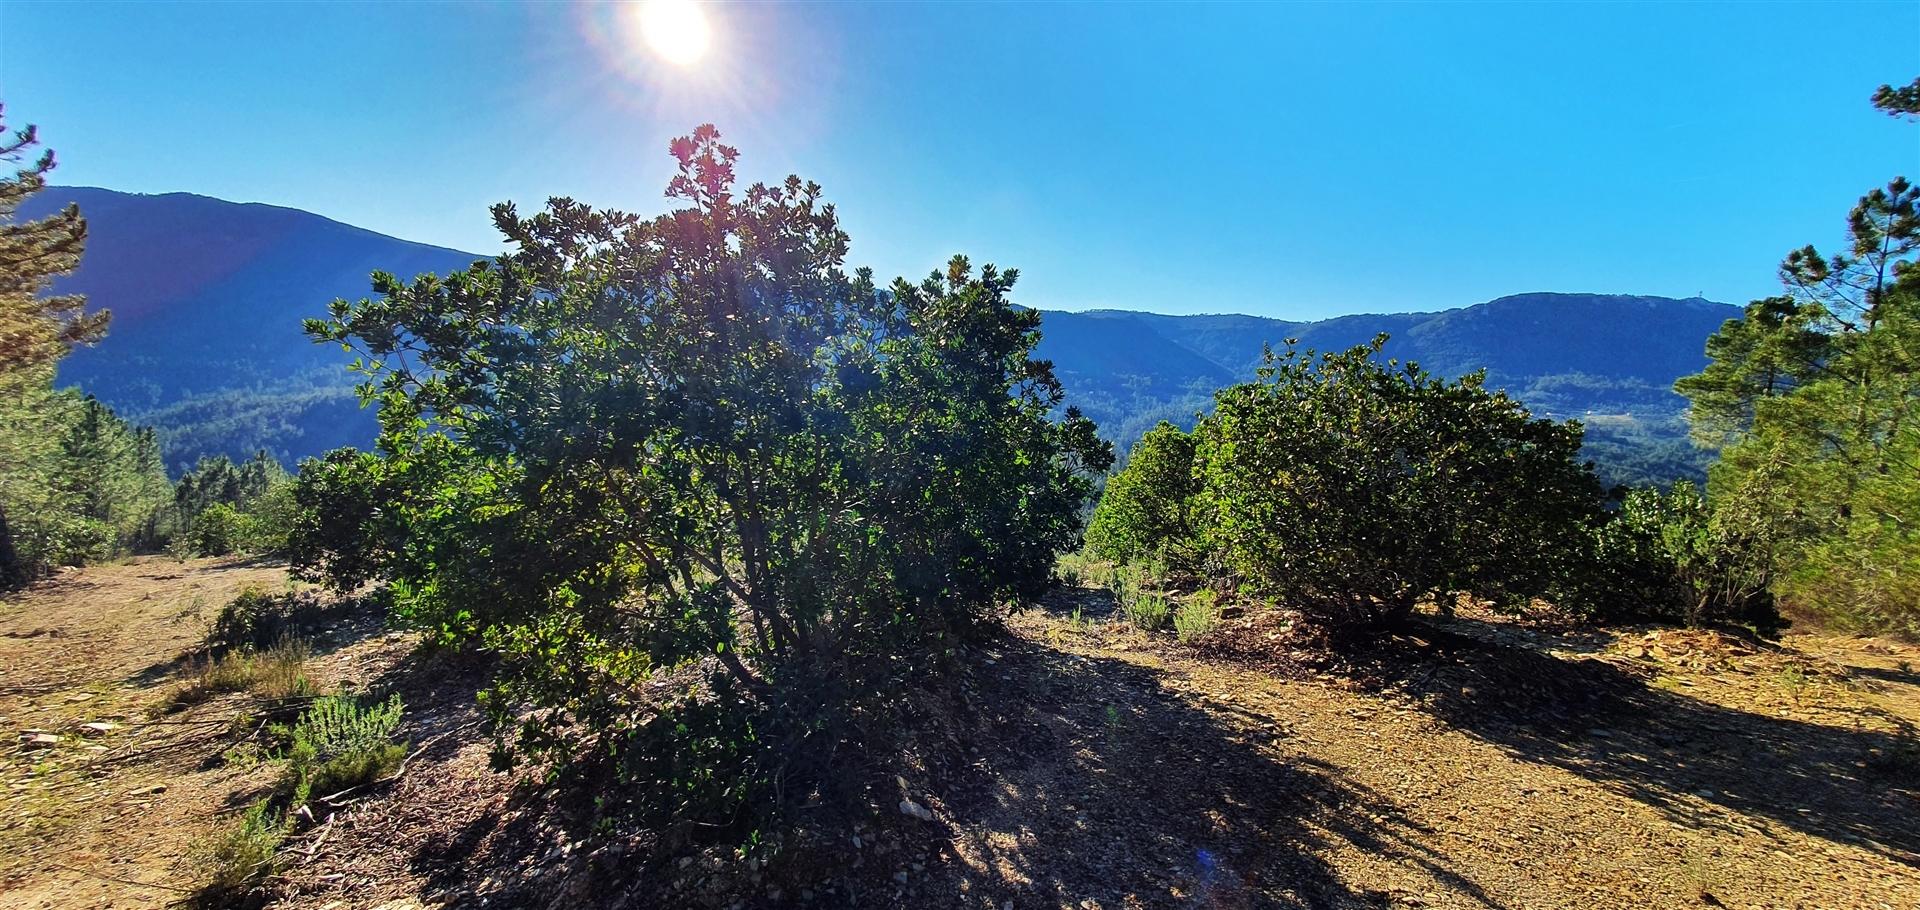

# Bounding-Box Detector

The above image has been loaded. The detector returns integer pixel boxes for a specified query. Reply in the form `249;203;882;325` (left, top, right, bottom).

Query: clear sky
1;1;1915;319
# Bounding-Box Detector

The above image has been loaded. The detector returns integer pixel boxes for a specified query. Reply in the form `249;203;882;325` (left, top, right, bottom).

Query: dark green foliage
1569;483;1778;627
192;799;286;900
292;126;1110;840
0;107;105;377
1192;337;1603;636
1;390;172;578
1084;421;1202;569
1578;415;1715;490
0;106;129;586
187;504;247;557
207;584;337;655
1872;77;1920;118
1677;92;1919;636
172;451;296;556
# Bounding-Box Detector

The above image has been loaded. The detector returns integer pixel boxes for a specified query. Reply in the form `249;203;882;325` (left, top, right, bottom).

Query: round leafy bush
1192;337;1603;636
292;126;1111;842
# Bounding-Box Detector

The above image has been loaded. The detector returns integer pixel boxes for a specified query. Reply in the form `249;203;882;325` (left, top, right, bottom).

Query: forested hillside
31;187;1729;485
19;188;475;469
1039;295;1735;485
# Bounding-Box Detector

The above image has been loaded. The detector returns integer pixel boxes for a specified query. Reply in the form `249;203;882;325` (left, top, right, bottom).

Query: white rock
898;798;933;821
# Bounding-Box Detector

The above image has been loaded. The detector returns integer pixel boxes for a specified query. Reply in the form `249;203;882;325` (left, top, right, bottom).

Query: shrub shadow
936;615;1511;909
1371;619;1920;863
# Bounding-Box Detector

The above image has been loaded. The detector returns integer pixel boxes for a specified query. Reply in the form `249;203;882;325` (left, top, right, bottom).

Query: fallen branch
315;723;474;808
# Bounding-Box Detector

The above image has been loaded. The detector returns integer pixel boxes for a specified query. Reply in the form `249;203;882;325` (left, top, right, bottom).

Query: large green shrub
186;502;248;557
1084;421;1202;569
292;126;1111;840
1193;337;1602;636
1572;482;1779;627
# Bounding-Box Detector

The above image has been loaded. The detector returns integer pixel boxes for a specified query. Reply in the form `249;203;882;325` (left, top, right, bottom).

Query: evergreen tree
1678;79;1920;635
0;105;110;587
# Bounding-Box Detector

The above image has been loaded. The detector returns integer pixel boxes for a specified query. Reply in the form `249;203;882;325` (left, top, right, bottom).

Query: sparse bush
1055;550;1104;589
250;639;315;701
1567;482;1779;628
192;799;287;898
1125;592;1171;631
284;693;406;802
166;638;311;711
1174;591;1217;642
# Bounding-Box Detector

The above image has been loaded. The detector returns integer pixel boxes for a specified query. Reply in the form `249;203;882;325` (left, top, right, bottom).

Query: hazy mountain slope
29;187;1733;485
23;188;478;467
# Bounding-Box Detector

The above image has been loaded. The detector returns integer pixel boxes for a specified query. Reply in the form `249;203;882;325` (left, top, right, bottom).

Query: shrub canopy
293;125;1110;833
1084;421;1201;569
1190;338;1603;634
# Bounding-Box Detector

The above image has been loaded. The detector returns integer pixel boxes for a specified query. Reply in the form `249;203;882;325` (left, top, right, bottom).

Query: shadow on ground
1371;618;1920;863
931;591;1508;909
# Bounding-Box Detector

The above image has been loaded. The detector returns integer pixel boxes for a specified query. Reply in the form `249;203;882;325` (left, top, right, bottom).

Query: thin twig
315;723;473;807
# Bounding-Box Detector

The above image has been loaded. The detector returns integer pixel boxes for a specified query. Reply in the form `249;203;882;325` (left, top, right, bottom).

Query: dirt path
0;557;407;909
4;563;1917;909
913;593;1920;909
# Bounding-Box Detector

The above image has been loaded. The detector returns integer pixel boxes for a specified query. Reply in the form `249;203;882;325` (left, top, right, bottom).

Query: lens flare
639;0;711;66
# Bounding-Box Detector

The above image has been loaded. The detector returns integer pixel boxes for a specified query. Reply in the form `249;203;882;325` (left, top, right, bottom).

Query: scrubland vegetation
2;82;1918;908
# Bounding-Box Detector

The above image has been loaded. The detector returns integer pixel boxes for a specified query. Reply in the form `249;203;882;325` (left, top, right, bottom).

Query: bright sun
639;0;712;66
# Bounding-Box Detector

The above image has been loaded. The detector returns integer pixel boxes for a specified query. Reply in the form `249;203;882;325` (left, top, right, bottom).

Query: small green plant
192;798;287;898
284;693;407;802
1174;593;1217;643
1125;592;1171;631
1778;665;1810;702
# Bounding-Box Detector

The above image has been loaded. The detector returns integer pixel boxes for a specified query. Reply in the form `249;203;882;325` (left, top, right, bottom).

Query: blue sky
2;1;1915;319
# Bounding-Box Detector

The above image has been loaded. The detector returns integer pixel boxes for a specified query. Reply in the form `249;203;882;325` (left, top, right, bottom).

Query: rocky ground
2;559;1916;909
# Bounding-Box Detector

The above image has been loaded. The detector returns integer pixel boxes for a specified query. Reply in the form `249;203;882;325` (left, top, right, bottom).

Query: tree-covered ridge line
23;187;1731;486
0;113;303;585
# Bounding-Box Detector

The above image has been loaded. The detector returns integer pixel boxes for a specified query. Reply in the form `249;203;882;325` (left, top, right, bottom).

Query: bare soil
3;561;1916;909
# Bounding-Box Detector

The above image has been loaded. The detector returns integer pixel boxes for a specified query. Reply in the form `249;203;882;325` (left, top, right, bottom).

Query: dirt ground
3;560;1917;909
0;557;407;908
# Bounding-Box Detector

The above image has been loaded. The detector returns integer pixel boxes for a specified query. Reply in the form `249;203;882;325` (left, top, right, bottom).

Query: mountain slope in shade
22;187;478;467
29;187;1734;485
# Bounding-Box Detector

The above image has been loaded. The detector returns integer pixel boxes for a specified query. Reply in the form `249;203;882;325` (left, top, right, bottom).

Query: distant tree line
0;109;296;586
1089;78;1919;641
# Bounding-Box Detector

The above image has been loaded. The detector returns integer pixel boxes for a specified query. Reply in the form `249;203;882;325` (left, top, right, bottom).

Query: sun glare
640;0;712;66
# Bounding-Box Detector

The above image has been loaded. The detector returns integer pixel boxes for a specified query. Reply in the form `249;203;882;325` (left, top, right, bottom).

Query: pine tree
0;106;104;384
1678;79;1920;635
0;106;111;587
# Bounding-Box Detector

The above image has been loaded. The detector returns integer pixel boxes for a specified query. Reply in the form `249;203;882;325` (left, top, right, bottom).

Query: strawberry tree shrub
290;127;1111;850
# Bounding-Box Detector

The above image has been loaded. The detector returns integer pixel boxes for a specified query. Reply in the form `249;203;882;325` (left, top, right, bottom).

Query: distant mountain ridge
26;187;1733;485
